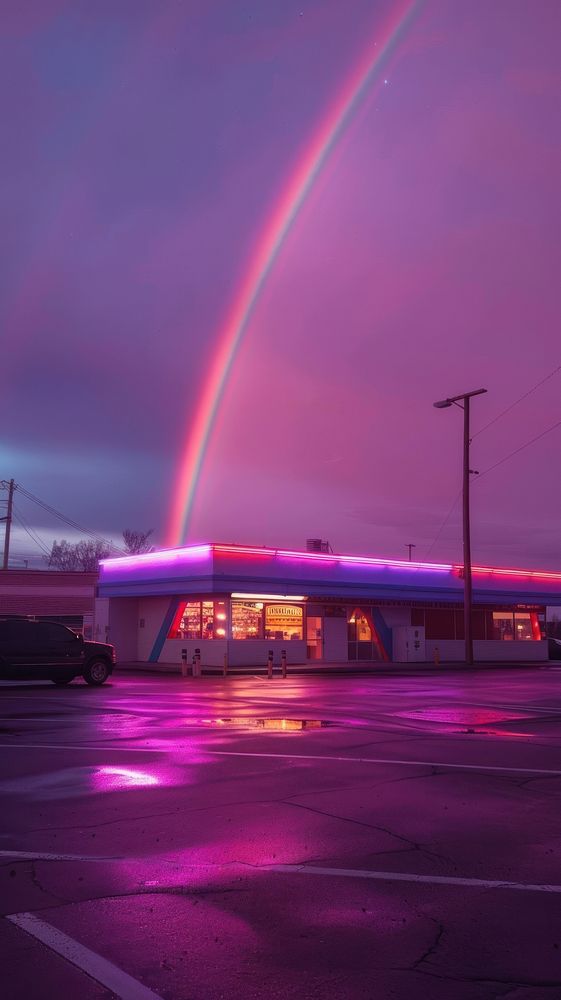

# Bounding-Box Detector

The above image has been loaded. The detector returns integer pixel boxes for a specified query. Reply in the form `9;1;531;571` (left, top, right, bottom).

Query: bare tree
122;529;154;555
46;540;81;571
46;538;113;571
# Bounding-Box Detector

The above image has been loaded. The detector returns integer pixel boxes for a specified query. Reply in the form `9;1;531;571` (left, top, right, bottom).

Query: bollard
281;648;287;678
433;645;440;666
267;649;273;679
223;651;228;677
195;648;201;677
181;649;188;678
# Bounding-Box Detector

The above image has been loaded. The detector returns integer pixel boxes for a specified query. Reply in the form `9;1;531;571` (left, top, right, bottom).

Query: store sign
265;605;303;628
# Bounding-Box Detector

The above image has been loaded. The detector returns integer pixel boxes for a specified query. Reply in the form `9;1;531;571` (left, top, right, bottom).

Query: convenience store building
97;542;561;666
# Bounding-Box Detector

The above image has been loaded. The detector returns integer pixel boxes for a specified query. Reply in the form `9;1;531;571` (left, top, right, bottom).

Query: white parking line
1;743;560;777
0;850;120;862
265;863;561;894
467;701;561;716
0;743;162;754
5;851;561;904
207;749;561;776
6;912;164;999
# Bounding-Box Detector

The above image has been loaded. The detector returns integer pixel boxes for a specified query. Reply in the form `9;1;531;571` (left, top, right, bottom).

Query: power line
472;362;561;440
13;506;52;556
16;484;109;542
424;364;561;561
423;489;462;561
476;417;561;481
426;418;561;559
14;483;125;553
12;506;52;559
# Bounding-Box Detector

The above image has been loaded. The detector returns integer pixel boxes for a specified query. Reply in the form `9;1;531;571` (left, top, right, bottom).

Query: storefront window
173;601;201;639
231;602;264;639
264;604;303;640
347;608;383;661
514;613;533;641
348;609;373;641
168;600;227;640
213;601;227;638
492;612;514;640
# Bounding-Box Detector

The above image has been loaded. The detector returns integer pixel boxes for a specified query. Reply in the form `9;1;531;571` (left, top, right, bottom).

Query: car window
39;623;78;643
0;621;38;642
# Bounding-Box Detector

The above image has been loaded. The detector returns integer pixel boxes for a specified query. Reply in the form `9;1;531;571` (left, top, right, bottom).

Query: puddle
195;718;334;731
393;707;535;725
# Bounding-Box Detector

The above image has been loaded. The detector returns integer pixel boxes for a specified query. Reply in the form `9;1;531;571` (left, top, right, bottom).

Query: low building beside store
97;542;561;666
0;569;99;638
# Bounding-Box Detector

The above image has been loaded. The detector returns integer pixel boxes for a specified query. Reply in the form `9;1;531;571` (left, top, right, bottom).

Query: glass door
347;608;383;660
306;616;323;660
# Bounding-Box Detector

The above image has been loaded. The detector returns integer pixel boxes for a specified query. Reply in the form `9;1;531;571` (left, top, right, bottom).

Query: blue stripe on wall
372;608;393;661
148;597;182;662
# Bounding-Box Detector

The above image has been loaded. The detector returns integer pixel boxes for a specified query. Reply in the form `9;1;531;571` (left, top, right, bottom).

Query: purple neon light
213;543;453;572
100;541;453;575
100;544;211;572
275;548;452;572
98;541;561;583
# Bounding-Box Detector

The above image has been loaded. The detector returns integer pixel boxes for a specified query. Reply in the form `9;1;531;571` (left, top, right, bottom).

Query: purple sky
2;0;561;569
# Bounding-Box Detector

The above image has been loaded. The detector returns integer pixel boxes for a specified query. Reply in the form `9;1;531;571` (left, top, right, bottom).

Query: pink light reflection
92;766;160;791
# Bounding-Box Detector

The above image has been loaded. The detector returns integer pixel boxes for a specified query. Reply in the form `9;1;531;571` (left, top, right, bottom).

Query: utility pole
433;389;487;665
1;478;15;571
406;543;416;561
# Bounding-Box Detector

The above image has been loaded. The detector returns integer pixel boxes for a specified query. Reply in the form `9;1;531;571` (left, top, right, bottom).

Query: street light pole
462;394;474;665
433;388;487;665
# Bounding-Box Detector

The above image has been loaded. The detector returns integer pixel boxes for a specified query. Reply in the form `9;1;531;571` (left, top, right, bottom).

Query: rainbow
167;0;421;545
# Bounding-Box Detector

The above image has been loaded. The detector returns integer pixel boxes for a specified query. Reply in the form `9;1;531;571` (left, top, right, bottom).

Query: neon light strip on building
99;541;561;583
99;545;211;571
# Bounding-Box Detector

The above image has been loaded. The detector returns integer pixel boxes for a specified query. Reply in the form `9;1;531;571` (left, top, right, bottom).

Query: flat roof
98;542;561;605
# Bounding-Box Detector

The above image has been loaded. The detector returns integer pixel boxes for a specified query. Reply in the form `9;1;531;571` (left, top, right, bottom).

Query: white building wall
228;640;306;666
158;638;307;667
425;639;548;662
322;617;348;661
159;638;226;667
108;597;139;661
137;597;171;661
94;598;110;643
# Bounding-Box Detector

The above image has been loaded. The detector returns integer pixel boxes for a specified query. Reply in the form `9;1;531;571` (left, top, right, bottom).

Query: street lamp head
433;399;453;409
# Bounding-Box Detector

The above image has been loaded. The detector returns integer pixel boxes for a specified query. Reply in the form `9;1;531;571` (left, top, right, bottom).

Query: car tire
83;659;110;686
51;678;72;686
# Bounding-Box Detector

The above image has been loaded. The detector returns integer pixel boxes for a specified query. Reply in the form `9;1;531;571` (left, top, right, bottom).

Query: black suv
0;618;115;686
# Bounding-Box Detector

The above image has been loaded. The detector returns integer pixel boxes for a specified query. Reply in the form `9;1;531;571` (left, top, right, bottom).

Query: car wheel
51;678;72;686
83;659;110;686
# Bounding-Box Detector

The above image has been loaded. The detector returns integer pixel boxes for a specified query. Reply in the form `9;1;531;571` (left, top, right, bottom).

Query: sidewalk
116;659;558;677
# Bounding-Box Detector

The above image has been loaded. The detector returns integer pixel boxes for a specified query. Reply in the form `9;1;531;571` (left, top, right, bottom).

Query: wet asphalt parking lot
2;668;561;1000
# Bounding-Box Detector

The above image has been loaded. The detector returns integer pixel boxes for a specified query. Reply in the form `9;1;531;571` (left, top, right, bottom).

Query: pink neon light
467;564;561;582
213;543;453;573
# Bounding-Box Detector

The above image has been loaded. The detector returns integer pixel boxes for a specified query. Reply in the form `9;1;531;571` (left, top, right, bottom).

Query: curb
115;660;556;678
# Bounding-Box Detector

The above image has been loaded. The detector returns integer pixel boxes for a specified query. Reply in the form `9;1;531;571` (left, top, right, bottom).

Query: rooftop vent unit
306;538;331;553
